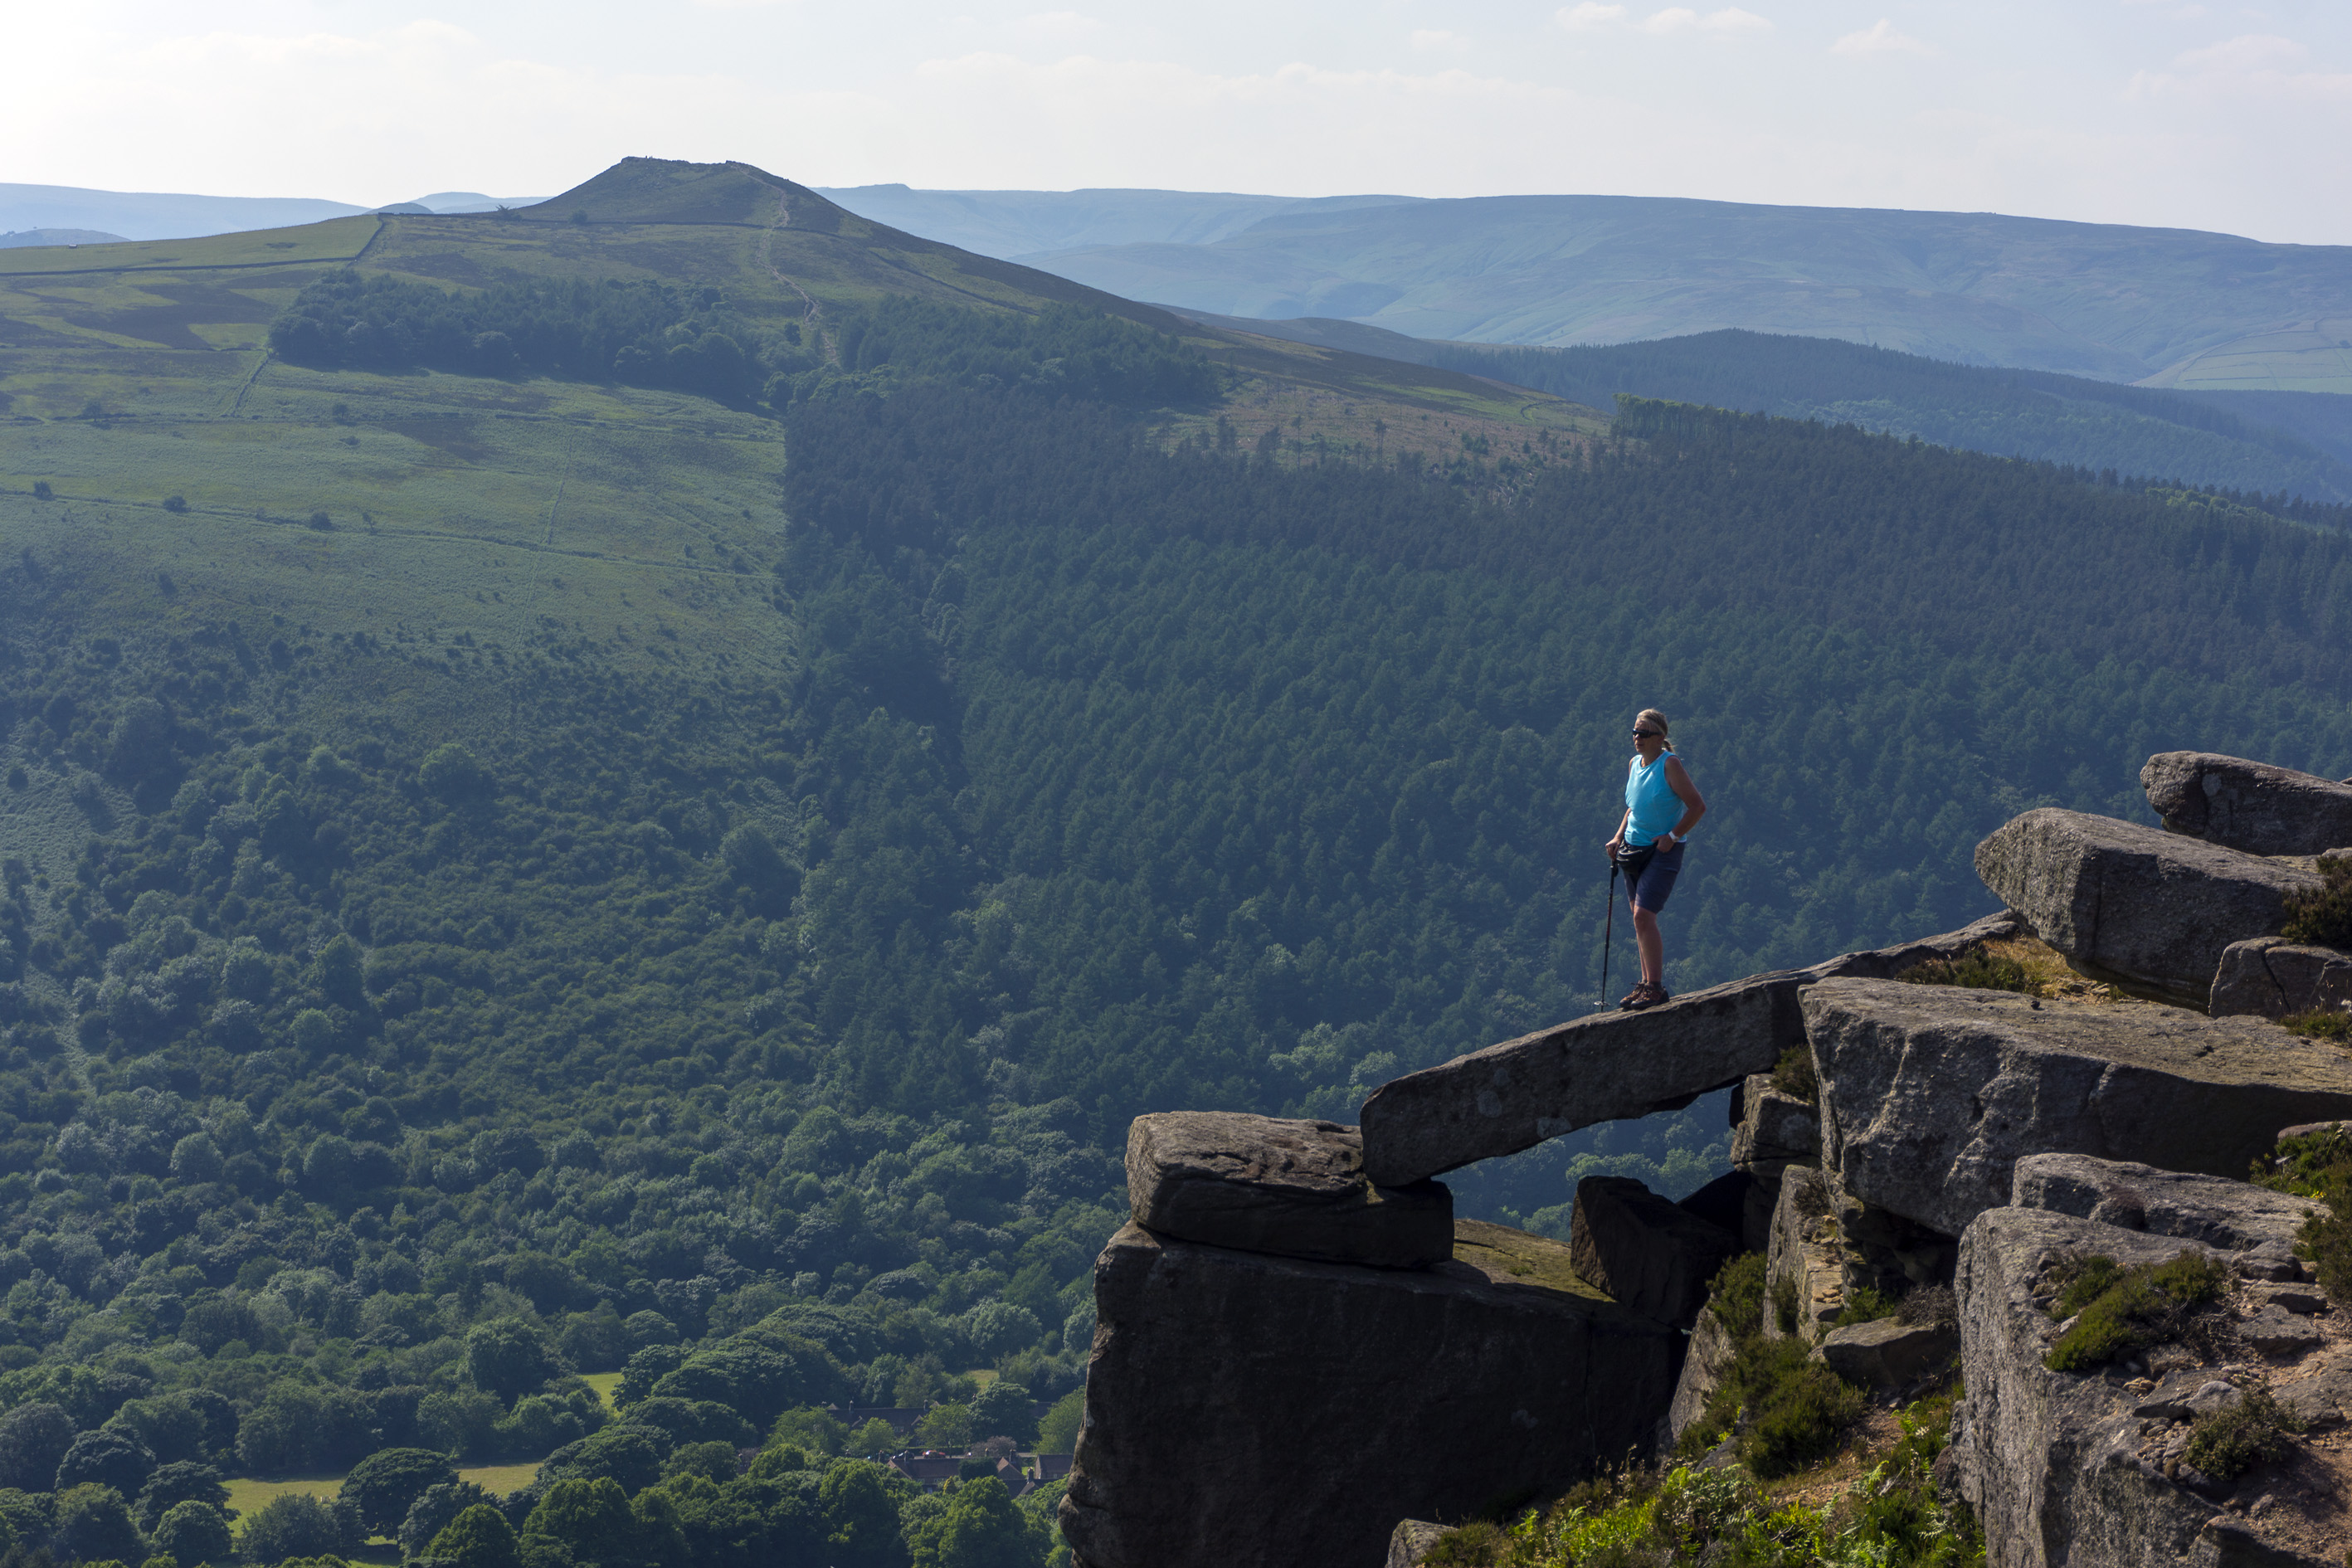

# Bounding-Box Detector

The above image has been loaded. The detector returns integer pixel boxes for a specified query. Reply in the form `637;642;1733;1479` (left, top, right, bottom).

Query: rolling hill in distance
822;185;2352;393
32;173;2351;393
1171;312;2352;504
0;184;547;245
6;154;2352;1566
812;185;1428;261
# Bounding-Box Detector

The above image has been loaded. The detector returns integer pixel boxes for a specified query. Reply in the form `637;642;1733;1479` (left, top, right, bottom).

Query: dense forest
267;275;1216;411
7;283;2352;1565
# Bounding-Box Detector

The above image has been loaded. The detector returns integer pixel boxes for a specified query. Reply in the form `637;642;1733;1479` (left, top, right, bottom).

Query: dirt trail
758;193;836;366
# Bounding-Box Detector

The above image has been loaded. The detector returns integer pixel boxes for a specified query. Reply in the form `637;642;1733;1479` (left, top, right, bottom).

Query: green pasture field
224;1461;541;1552
223;1473;344;1518
2148;318;2352;393
0;343;799;687
458;1461;544;1497
0;217;377;278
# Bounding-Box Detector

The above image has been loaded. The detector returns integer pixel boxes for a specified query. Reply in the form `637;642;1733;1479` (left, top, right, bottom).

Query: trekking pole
1600;855;1619;1009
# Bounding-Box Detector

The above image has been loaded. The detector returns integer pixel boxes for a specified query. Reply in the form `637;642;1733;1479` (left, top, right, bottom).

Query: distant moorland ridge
821;186;2352;392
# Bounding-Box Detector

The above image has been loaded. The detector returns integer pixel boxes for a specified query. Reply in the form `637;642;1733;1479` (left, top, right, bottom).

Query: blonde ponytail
1637;709;1673;751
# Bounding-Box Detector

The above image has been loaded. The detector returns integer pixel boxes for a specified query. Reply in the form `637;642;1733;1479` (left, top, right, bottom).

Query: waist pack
1614;841;1659;880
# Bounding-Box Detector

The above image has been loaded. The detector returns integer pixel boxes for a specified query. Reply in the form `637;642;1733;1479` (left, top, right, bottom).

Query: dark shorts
1624;840;1685;911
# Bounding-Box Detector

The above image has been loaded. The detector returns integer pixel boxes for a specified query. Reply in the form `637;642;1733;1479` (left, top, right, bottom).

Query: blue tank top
1624;753;1681;847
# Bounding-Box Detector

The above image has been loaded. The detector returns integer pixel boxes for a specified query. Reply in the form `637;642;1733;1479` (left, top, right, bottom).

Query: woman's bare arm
1664;757;1707;838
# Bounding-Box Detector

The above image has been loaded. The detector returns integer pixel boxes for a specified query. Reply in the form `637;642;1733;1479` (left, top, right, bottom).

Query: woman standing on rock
1605;709;1707;1010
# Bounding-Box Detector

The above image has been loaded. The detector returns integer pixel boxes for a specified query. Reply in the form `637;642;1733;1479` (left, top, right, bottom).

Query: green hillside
986;190;2352;387
5;157;2352;1568
1178;317;2352;508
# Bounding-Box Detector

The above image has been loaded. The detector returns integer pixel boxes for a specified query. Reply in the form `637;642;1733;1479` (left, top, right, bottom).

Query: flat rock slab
2010;1152;2315;1277
2277;1351;2352;1430
1818;1317;1957;1388
1975;807;2319;1008
1957;1207;2269;1568
1126;1112;1453;1268
2143;751;2352;857
1568;1176;1741;1329
1807;978;2352;1239
1357;913;2018;1187
1061;1219;1678;1568
2243;1307;2326;1356
2212;937;2352;1022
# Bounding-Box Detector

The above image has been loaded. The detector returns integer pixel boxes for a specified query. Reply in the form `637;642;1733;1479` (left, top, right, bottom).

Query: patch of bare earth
1761;1400;1907;1512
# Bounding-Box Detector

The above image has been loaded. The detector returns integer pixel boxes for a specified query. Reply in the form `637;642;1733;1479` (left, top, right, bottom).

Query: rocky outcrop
2142;750;2352;856
1083;748;2352;1565
1356;913;2018;1186
2209;937;2352;1022
1060;1218;1678;1568
1956;1182;2344;1568
2009;1152;2315;1276
1804;978;2352;1239
1957;1207;2245;1566
1124;1113;1453;1269
1567;1176;1741;1330
1974;808;2319;1007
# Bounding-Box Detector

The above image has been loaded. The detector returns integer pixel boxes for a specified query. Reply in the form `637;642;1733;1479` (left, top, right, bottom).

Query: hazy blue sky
11;1;2351;241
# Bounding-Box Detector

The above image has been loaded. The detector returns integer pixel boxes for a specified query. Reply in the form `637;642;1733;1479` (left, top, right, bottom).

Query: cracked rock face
1975;807;2319;1008
2211;937;2352;1023
2142;750;2352;857
1958;1200;2343;1568
1356;913;2018;1186
1765;1168;1846;1341
1731;1072;1819;1175
1124;1112;1454;1269
1959;1208;2239;1567
1060;1219;1677;1568
1668;1304;1738;1444
1805;978;2352;1239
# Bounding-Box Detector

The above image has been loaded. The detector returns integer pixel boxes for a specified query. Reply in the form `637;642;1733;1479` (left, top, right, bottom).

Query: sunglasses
1633;728;1660;738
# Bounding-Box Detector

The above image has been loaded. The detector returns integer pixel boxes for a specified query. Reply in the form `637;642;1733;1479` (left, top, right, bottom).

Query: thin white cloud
2131;33;2352;102
1643;8;1770;36
1832;19;1931;57
1559;4;1766;37
1556;4;1628;32
1410;29;1470;53
1014;11;1103;42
